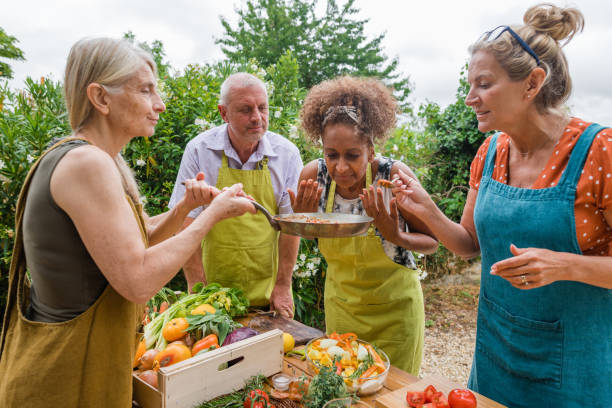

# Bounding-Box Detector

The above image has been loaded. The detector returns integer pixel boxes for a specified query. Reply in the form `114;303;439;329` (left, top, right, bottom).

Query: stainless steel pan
250;201;373;239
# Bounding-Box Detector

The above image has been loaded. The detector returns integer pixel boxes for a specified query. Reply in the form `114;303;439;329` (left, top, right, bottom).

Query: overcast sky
3;0;611;125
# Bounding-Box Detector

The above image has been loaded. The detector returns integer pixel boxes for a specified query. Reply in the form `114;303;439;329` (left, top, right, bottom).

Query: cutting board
247;315;324;345
375;374;507;408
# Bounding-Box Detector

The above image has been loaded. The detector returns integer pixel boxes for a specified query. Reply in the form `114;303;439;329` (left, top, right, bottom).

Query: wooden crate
133;329;284;408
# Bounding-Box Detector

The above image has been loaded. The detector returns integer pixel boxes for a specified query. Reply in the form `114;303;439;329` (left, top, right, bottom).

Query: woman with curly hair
290;76;438;374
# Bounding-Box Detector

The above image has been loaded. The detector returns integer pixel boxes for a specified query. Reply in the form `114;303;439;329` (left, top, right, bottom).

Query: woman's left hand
182;172;220;210
360;185;400;243
491;244;569;290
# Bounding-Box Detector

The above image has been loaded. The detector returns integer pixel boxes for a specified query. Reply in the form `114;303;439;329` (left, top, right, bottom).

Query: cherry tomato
424;385;437;403
448;388;477;408
244;389;270;408
406;391;426;407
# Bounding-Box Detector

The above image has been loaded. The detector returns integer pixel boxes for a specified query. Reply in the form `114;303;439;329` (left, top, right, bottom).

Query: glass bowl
305;336;390;396
323;397;372;408
271;373;294;391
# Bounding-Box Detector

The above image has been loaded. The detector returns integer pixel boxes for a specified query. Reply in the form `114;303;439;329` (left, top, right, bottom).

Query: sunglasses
479;25;541;66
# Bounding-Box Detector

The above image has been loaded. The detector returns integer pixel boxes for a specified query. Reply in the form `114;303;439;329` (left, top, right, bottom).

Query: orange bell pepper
329;332;341;341
365;344;385;366
359;364;378;382
339;332;358;342
192;334;219;355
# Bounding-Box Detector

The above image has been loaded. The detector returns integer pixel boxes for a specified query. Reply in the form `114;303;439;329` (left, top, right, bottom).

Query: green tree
216;0;411;109
0;27;25;80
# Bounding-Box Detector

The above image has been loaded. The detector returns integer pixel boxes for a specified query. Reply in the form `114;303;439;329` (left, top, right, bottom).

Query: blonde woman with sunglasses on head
0;38;255;407
394;4;611;407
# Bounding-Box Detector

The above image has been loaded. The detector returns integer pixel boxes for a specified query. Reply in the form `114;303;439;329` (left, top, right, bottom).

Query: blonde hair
300;76;397;146
469;3;584;114
64;37;156;206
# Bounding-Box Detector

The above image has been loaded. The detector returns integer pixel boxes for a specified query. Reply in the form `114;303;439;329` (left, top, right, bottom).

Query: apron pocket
477;294;563;387
204;243;276;306
328;297;418;342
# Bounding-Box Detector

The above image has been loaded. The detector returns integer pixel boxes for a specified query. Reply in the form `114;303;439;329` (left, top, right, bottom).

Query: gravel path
419;267;480;386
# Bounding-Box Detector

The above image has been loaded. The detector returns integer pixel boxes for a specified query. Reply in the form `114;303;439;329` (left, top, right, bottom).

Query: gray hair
219;72;267;105
63;37;155;209
64;37;156;132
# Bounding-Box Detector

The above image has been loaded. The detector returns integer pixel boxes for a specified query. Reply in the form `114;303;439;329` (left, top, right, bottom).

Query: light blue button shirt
169;124;303;218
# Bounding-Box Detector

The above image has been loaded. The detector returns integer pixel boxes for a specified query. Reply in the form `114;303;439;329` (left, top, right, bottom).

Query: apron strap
221;152;269;170
558;123;607;188
326;182;336;213
482;132;501;180
221;152;229;169
326;162;375;236
258;156;269;170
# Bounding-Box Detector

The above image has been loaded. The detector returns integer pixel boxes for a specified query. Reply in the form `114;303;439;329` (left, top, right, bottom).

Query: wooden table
281;347;507;408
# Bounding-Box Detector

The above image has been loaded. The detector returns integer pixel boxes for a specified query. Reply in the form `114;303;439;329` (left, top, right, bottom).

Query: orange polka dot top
469;118;612;256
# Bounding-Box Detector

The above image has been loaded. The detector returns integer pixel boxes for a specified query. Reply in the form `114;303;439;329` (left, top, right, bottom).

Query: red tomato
448;389;477;408
244;389;270;408
424;385;437;403
432;391;450;408
406;391;426;407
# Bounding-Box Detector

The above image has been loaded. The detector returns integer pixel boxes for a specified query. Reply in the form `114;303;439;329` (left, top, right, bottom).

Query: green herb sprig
349;352;374;380
186;310;241;345
303;366;350;408
194;375;267;408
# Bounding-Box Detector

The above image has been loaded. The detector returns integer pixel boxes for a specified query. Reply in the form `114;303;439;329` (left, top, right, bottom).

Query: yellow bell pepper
320;354;333;367
308;349;322;361
191;304;216;315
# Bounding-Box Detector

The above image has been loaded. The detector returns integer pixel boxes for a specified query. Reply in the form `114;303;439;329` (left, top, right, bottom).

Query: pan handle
251;200;281;231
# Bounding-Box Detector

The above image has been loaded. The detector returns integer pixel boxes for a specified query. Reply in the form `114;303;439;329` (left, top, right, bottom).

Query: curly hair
300;76;398;146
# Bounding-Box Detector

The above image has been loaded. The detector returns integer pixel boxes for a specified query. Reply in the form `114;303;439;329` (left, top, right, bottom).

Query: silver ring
520;274;527;285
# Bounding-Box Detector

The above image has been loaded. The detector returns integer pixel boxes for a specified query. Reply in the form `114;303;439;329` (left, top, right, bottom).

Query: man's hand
269;283;294;318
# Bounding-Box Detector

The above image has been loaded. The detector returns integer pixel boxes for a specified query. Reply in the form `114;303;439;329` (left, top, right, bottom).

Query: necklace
509;135;559;159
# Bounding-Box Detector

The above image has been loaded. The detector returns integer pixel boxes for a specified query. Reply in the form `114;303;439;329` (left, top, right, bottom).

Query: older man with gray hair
169;72;302;317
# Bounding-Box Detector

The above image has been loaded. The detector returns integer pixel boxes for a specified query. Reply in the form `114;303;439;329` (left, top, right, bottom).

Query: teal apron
469;124;612;407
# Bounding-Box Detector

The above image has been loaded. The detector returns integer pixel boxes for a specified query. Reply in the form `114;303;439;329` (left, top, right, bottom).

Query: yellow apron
0;138;147;407
202;153;279;307
318;163;424;374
